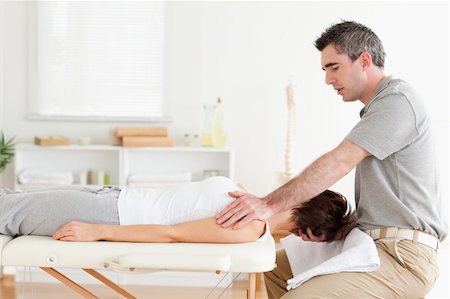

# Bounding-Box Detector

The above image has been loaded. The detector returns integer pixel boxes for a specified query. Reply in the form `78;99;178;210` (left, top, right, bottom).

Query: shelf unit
13;144;235;190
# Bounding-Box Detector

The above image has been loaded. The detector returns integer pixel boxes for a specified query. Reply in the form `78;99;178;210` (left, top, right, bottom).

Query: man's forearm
264;151;347;212
264;140;369;213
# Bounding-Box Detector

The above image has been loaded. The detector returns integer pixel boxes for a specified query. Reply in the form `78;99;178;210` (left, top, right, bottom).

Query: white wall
0;1;3;117
1;2;448;207
0;2;5;186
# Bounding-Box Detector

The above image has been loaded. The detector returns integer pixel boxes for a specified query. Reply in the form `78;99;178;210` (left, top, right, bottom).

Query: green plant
0;131;15;173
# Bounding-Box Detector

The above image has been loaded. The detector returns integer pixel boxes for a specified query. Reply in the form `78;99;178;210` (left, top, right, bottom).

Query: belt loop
379;228;387;239
413;231;419;244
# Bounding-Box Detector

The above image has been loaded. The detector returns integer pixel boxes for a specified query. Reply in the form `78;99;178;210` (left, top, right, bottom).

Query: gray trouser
0;186;120;237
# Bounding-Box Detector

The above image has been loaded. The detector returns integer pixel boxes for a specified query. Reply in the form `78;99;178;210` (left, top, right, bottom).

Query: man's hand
52;221;101;242
216;191;274;229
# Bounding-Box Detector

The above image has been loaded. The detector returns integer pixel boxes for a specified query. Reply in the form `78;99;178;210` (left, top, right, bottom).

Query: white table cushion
1;235;276;273
0;235;13;265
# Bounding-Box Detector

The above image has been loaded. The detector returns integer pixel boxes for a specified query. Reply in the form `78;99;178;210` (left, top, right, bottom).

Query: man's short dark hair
314;20;385;69
290;190;357;242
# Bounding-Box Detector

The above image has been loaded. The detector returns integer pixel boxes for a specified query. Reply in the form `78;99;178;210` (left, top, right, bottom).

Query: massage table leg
247;272;256;299
41;267;136;299
83;268;136;299
40;268;259;299
40;267;99;299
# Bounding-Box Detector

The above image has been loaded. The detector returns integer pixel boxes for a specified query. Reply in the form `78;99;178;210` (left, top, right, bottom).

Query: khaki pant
264;239;439;299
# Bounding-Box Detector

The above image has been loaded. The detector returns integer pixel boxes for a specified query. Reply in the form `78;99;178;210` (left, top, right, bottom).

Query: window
27;1;167;121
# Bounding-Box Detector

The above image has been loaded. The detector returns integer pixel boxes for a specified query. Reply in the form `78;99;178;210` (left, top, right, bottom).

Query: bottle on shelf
201;103;216;147
201;97;228;148
192;134;201;147
212;97;227;148
183;134;191;147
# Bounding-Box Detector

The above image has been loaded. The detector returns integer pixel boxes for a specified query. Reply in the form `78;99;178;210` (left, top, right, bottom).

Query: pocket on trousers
396;240;439;288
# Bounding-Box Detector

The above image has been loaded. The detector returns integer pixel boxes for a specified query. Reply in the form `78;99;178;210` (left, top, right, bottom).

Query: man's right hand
216;191;274;229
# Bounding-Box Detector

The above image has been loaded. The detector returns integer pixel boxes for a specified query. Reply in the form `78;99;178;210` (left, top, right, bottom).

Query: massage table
0;234;275;298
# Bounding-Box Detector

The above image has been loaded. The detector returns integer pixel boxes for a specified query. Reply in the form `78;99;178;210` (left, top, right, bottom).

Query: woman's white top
118;176;237;226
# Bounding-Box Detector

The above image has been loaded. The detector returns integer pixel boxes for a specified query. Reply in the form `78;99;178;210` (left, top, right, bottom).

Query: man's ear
360;51;372;70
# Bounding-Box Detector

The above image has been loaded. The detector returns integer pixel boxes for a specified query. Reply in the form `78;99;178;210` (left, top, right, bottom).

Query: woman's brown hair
289;190;357;242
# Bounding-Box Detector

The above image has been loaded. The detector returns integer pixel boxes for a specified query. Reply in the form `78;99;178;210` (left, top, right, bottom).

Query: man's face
320;44;366;102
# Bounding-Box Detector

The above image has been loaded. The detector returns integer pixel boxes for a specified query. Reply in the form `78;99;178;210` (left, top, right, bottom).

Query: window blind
27;1;166;121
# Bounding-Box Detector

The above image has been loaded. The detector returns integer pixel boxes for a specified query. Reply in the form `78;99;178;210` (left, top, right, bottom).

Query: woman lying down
0;176;356;243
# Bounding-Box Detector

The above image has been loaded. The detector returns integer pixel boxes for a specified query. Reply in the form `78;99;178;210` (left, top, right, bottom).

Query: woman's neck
267;210;296;232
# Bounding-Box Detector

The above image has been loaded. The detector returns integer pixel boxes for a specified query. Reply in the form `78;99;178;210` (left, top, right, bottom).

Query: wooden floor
0;274;269;299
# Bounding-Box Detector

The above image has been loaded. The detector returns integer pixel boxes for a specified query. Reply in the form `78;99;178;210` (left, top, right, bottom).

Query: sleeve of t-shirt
345;94;419;160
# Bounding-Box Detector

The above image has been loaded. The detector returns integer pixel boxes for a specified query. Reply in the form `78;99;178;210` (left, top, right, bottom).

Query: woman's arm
52;217;266;243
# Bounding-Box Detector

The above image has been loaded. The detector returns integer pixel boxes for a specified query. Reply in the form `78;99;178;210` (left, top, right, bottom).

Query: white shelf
122;146;233;153
15;144;121;151
13;144;234;190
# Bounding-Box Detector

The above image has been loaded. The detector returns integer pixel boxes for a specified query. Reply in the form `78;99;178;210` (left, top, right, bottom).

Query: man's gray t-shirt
346;76;447;240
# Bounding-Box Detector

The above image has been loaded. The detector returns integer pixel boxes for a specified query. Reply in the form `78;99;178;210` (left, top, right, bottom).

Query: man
216;20;447;298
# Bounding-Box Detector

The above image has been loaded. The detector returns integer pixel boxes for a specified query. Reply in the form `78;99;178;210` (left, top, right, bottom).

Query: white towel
17;169;74;185
281;228;380;290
